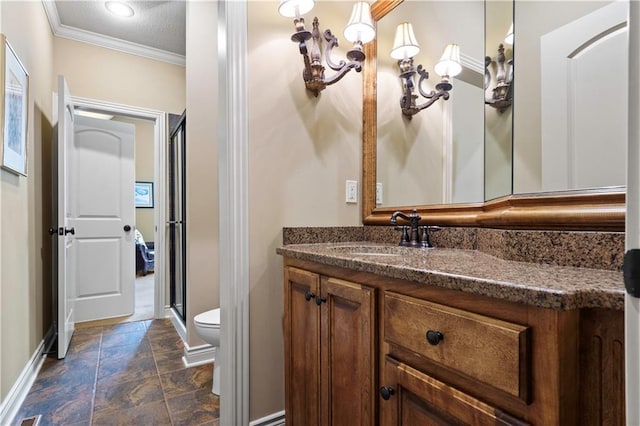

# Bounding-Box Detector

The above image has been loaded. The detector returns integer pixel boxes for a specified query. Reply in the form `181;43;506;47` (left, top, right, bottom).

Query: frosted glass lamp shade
344;2;375;44
434;44;462;77
390;22;420;60
504;23;514;45
278;0;314;18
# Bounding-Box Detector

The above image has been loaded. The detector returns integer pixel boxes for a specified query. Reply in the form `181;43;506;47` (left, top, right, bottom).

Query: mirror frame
362;0;625;231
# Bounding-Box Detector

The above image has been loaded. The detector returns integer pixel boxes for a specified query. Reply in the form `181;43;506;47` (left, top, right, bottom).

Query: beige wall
53;37;185;114
0;0;54;401
247;1;362;419
184;1;218;349
114;117;156;242
135;120;155;242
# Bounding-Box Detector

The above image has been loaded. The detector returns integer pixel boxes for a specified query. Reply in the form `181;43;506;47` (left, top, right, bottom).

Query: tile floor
15;319;219;426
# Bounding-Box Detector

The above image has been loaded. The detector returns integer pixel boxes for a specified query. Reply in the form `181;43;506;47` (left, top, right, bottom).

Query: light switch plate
376;183;383;204
346;180;358;203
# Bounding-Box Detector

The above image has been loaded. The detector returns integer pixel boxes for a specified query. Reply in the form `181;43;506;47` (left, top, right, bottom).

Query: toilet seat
194;308;220;329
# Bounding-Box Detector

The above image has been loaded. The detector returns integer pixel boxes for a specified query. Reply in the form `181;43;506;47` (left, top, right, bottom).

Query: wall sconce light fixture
279;0;375;97
391;22;461;119
485;25;514;113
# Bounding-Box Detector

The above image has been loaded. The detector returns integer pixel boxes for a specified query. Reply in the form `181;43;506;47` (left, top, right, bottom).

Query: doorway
69;96;168;322
117;114;157;322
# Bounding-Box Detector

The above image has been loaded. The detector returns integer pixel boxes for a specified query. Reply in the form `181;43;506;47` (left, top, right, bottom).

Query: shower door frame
168;111;187;323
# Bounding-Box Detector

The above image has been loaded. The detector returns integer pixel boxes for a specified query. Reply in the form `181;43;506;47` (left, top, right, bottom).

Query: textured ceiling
46;0;185;64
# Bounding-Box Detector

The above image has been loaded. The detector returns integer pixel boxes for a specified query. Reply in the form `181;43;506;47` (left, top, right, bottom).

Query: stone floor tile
94;375;164;412
159;364;213;398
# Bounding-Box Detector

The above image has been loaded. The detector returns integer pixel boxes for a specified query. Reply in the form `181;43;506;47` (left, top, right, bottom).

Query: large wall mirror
362;0;626;231
376;1;485;207
485;0;513;201
513;0;627;194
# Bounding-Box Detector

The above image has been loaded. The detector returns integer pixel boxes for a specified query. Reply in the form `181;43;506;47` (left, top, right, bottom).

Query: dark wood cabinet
380;356;528;426
284;267;321;426
282;258;624;425
284;267;376;426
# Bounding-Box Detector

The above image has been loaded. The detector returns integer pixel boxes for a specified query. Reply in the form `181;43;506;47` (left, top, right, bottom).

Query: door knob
64;227;75;235
380;386;395;400
124;225;132;232
48;227;57;236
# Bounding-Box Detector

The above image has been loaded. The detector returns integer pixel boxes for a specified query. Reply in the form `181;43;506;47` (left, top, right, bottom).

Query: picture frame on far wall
135;181;154;208
0;34;29;176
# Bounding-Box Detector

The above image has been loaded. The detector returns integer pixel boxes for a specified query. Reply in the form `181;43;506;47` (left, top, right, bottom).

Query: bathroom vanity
278;241;624;425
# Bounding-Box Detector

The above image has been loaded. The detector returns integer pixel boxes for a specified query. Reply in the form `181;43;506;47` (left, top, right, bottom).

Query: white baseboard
182;343;215;367
249;410;285;426
0;326;53;425
163;305;172;318
167;307;215;367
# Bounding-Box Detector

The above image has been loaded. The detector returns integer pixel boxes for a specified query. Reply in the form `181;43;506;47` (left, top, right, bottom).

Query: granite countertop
277;242;625;311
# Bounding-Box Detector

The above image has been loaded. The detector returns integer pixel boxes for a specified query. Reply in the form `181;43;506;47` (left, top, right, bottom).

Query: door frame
219;1;249;424
626;1;640;423
65;95;167;319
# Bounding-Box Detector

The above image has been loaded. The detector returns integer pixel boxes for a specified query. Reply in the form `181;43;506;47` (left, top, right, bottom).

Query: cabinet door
284;267;321;426
320;277;376;426
380;356;529;426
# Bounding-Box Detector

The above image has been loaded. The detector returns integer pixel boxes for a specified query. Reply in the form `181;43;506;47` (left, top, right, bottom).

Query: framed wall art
0;35;29;176
135;181;154;208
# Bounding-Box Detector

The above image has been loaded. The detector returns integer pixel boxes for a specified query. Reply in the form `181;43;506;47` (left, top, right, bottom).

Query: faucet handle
419;226;441;248
395;226;410;246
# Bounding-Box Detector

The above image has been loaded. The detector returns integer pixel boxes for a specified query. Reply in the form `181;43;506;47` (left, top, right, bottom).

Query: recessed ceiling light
105;1;134;18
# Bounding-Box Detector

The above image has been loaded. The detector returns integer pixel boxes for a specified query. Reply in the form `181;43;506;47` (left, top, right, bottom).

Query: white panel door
70;115;135;322
57;76;75;359
541;1;627;191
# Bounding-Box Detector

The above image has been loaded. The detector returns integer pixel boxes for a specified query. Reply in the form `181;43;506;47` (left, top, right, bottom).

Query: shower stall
168;111;187;322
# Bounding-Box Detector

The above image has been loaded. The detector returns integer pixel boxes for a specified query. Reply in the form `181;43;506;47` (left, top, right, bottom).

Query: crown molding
460;52;484;75
41;1;185;66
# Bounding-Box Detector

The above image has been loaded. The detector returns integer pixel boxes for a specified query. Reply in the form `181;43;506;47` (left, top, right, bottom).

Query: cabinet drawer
381;356;530;426
384;291;530;401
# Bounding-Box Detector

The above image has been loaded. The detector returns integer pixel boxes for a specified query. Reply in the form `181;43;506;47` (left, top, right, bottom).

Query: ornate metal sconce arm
416;65;434;99
290;17;365;97
400;63;451;118
297;40;312;79
321;29;362;88
485;43;513;113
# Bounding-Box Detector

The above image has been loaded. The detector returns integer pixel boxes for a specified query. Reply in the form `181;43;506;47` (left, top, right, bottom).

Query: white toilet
194;308;221;395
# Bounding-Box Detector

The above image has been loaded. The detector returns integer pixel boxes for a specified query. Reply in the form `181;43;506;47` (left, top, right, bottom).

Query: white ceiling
42;0;186;66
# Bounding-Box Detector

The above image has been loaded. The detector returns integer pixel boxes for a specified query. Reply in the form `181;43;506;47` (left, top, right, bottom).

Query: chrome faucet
390;209;440;248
